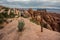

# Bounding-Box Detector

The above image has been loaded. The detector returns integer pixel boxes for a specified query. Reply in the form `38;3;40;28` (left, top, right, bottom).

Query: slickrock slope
0;17;60;40
0;6;20;15
25;9;60;32
40;13;60;32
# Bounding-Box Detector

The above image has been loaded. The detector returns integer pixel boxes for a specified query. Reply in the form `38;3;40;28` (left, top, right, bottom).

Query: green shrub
30;19;36;23
0;26;4;29
0;13;4;24
23;15;29;18
9;12;15;18
0;19;4;24
0;13;4;18
40;22;47;28
18;20;25;32
44;23;47;28
2;12;9;18
30;19;39;25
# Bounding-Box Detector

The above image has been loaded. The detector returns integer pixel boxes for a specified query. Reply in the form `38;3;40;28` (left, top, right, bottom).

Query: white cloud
39;0;60;2
0;1;3;3
7;0;60;2
7;0;30;2
0;0;60;9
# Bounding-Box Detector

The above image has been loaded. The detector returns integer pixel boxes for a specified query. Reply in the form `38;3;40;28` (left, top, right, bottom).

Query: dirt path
0;17;60;40
18;18;60;40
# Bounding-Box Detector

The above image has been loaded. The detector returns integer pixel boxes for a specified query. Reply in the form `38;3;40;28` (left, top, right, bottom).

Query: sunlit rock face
0;9;5;13
13;8;20;15
28;8;34;17
0;6;20;15
0;6;60;32
26;9;60;32
8;9;11;15
23;10;30;17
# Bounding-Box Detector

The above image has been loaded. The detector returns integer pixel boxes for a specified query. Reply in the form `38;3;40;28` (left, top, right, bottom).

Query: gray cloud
0;0;60;9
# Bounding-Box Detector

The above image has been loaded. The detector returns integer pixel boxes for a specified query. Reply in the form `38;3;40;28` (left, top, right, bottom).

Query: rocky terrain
0;6;60;32
22;8;60;32
0;17;60;40
0;6;60;40
0;6;20;26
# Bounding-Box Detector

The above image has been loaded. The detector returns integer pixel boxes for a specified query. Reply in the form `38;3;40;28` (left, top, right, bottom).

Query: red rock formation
27;9;60;32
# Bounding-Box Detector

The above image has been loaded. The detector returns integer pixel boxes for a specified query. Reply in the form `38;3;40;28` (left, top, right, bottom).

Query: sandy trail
0;17;60;40
19;18;60;40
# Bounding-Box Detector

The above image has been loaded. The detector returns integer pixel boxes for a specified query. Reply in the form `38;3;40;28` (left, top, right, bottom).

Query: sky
0;0;60;9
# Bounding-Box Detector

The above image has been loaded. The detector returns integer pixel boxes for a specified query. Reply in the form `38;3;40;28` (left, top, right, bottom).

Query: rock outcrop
25;9;60;32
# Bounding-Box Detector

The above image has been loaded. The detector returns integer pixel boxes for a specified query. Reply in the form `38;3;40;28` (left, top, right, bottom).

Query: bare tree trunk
41;25;43;32
40;13;43;32
41;20;43;32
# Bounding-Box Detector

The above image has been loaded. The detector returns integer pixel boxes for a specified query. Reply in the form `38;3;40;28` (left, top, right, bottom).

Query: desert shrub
40;22;47;28
23;15;29;18
43;23;47;28
9;12;15;18
30;19;36;23
0;19;4;24
44;24;47;28
2;12;9;18
0;13;4;18
0;26;4;29
0;13;4;24
18;20;25;32
5;8;9;11
30;19;39;25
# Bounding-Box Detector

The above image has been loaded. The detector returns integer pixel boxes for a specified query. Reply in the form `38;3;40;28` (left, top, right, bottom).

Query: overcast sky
0;0;60;9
